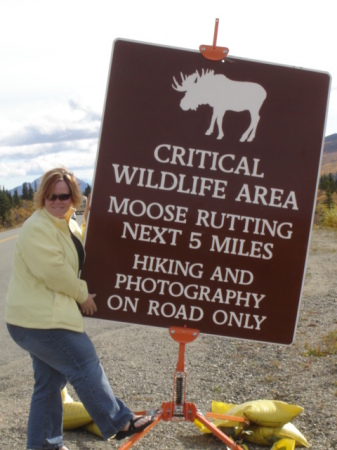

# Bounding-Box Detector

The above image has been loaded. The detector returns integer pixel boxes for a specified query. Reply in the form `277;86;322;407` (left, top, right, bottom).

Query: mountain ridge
9;177;90;196
321;133;337;175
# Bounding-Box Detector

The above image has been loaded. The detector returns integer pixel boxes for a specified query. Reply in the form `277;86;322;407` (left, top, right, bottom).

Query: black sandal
115;416;154;441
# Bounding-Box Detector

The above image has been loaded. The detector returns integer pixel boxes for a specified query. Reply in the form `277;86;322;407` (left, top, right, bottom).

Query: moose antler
172;72;188;92
172;71;203;92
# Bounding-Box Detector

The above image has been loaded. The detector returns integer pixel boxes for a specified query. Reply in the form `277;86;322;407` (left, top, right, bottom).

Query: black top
70;230;85;271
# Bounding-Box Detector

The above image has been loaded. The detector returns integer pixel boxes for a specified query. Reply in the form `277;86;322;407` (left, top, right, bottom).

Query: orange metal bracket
206;412;248;423
117;326;245;450
200;18;229;61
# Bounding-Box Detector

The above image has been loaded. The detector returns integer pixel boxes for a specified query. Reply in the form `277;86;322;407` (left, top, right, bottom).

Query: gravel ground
0;227;336;449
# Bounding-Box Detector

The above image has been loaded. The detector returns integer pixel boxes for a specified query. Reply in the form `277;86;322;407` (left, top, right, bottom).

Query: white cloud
1;0;337;189
0;137;98;184
0;96;100;188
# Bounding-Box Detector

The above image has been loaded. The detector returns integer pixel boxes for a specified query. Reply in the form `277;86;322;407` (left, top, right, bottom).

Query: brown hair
33;167;82;210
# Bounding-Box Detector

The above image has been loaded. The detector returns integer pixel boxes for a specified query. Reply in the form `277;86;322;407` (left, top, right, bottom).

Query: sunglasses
48;194;72;201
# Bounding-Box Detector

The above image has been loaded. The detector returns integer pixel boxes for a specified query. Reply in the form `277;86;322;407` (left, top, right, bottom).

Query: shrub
320;208;337;227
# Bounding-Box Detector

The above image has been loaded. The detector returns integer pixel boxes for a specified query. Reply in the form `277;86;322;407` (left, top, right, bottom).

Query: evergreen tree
0;189;12;227
320;173;336;210
328;173;337;193
5;190;13;205
324;184;334;210
319;174;330;190
28;184;34;200
21;182;29;200
13;189;21;207
84;184;91;197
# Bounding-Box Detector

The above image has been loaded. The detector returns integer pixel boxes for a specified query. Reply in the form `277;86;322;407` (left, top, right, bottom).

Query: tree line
319;173;337;210
0;182;91;229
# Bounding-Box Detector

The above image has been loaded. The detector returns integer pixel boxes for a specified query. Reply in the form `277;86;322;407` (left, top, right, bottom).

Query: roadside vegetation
304;330;337;357
316;173;337;226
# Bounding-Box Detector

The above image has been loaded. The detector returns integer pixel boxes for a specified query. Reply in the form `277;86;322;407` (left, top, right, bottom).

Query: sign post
81;38;330;345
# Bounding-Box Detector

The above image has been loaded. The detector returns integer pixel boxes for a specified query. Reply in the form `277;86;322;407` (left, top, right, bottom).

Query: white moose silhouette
172;69;267;142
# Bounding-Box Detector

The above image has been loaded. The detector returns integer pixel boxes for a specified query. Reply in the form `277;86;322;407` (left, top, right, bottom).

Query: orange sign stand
118;326;247;450
199;18;229;61
117;24;247;449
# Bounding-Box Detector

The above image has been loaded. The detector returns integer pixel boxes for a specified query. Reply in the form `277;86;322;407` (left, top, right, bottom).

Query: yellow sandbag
83;421;103;438
194;401;239;432
212;400;238;414
244;422;309;447
212;400;244;427
217;400;303;427
61;386;94;430
61;387;74;403
63;401;93;430
194;418;209;433
271;438;296;449
278;422;309;447
194;419;242;438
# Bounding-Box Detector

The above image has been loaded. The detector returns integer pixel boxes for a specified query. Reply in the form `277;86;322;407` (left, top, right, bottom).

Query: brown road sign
81;39;330;345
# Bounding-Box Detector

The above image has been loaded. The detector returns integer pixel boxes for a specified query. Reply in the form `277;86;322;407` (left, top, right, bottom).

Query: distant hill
321;133;337;175
9;177;90;196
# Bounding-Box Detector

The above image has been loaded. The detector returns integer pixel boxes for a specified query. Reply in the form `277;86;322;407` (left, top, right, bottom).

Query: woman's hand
84;193;91;223
81;293;97;316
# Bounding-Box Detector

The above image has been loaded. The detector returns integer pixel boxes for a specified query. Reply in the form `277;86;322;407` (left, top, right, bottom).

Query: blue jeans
7;324;133;450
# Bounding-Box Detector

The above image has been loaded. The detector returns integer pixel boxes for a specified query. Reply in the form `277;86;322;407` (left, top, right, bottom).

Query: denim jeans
7;324;133;450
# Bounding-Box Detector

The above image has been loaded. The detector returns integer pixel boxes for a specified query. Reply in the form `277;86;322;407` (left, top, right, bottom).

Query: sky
0;0;336;190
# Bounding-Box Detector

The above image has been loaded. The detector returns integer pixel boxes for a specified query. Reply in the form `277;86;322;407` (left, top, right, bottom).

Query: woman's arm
19;220;89;304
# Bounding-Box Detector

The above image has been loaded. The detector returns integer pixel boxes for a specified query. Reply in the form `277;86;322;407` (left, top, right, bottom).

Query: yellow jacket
5;208;89;332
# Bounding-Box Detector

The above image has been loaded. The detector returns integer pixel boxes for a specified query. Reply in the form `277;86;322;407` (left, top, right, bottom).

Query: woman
5;167;153;450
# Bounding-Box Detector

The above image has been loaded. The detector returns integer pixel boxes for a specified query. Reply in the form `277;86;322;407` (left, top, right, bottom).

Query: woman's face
44;180;72;219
